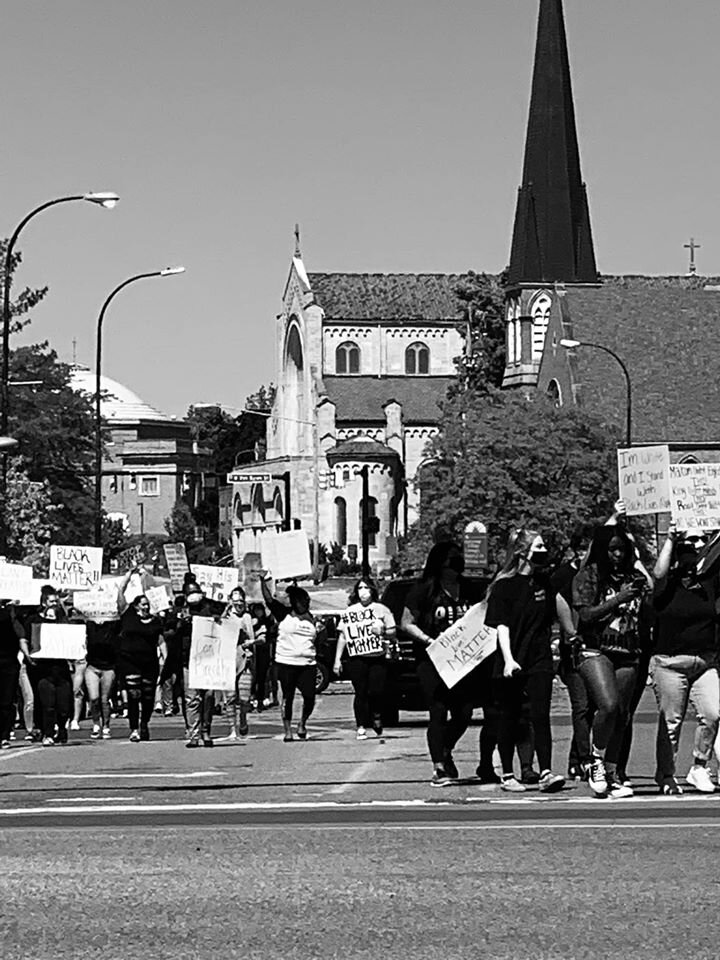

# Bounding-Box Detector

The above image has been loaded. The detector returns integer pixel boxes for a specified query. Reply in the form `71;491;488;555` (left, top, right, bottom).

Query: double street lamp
559;338;633;447
94;267;185;547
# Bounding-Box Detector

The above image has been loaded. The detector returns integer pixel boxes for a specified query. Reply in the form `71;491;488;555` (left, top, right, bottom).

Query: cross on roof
684;237;701;275
294;222;301;258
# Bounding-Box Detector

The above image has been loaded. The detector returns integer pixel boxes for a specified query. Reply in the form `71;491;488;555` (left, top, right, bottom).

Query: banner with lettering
670;462;720;531
617;445;671;516
31;623;88;660
72;580;122;621
427;602;497;689
49;546;103;591
190;564;240;602
163;543;190;592
188;616;237;691
340;607;385;657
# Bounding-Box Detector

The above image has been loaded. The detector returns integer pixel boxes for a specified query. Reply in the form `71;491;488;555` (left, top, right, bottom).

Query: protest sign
260;530;312;581
190;564;240;602
0;561;33;580
617;445;671;516
31;623;87;660
339;607;387;657
669;462;720;531
240;552;264;602
188;615;237;690
163;542;190;591
49;545;103;591
427;602;497;689
72;580;121;621
0;578;49;606
146;584;172;615
115;544;145;571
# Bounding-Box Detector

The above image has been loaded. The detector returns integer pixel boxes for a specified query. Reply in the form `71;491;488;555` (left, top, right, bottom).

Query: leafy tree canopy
452;270;507;393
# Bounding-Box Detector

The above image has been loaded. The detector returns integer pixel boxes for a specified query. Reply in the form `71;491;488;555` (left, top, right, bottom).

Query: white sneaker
500;776;526;793
686;764;715;793
356;727;367;740
69;720;80;731
102;727;111;740
90;724;101;740
607;775;634;799
587;758;608;796
538;770;565;793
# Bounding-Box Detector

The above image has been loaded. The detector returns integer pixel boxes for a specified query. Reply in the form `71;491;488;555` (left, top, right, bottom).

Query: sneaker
431;768;452;787
186;739;199;748
129;730;141;743
587;758;608;796
163;710;174;718
686;764;715;794
225;730;240;742
356;727;368;740
154;703;163;714
9;730;15;741
659;777;683;796
520;768;541;785
139;726;150;742
0;740;10;750
69;720;80;731
238;724;249;737
538;771;565;793
102;727;111;740
500;775;527;793
475;767;501;785
607;773;634;799
567;763;585;781
24;732;35;741
201;737;214;748
42;737;54;746
443;752;459;780
90;724;101;740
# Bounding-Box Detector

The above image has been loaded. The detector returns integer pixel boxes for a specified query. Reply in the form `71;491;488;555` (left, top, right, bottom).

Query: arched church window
233;493;243;522
531;293;552;361
335;496;347;547
336;341;360;374
546;378;562;407
272;487;283;523
405;342;430;375
679;455;699;464
359;496;379;547
250;484;266;525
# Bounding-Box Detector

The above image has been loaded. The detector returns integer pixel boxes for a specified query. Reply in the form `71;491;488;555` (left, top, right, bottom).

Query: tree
5;463;57;572
164;500;197;549
452;271;507;393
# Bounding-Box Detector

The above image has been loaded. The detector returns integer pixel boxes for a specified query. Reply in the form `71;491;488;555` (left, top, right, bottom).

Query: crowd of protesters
1;500;720;801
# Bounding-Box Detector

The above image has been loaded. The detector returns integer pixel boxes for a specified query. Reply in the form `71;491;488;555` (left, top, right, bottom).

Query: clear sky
3;0;718;416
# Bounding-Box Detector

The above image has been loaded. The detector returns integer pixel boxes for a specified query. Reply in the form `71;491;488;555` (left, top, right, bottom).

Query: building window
405;342;430;375
128;474;137;490
336;341;360;374
108;475;118;494
335;497;347;547
546;379;562;407
359;496;379;547
139;476;160;497
531;293;552;362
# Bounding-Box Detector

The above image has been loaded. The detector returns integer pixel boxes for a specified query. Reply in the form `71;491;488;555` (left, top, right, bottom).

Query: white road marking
23;771;229;780
330;757;379;794
45;797;136;803
0;747;42;763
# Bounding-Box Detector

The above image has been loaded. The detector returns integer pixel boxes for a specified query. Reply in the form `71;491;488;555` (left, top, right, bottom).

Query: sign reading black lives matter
427;602;497;688
49;545;103;591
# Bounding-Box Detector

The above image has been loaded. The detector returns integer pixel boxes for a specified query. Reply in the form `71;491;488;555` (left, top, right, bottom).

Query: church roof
507;0;598;286
326;437;401;463
322;375;453;425
70;366;172;424
307;273;466;321
542;275;720;443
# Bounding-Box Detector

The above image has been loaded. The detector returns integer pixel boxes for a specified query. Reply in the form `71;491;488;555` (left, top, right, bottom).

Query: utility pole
360;465;370;578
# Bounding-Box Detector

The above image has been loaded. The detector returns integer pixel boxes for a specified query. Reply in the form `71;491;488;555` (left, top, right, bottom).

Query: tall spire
507;0;598;286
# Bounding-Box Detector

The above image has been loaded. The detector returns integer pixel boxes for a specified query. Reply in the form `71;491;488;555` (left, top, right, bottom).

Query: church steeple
507;0;598;286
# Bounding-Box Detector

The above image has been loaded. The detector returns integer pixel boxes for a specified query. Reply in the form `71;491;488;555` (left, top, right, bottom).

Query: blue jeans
650;652;719;783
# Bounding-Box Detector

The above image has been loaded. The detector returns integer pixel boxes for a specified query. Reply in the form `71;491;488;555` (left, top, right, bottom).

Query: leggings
277;663;316;724
345;657;387;728
0;659;20;741
85;664;115;727
417;659;474;766
37;675;72;739
578;652;638;764
496;671;554;775
124;673;157;732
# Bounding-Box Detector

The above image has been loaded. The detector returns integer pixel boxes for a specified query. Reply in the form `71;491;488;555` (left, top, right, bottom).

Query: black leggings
578;653;638;764
37;675;73;739
124;673;157;732
346;657;387;728
277;663;316;724
497;671;554;775
0;659;19;741
417;659;474;765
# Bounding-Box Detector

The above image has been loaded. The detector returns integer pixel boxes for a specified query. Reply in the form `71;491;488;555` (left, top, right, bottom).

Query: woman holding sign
334;578;396;739
25;587;74;746
118;595;166;742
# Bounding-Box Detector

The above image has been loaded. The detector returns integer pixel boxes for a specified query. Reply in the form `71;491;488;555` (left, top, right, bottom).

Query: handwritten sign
617;445;671;516
72;580;122;621
670;462;720;531
0;562;33;581
427;602;497;689
163;542;190;591
188;616;237;691
49;545;103;591
31;623;87;660
146;584;172;615
190;564;240;602
0;578;50;606
340;607;385;657
260;530;312;581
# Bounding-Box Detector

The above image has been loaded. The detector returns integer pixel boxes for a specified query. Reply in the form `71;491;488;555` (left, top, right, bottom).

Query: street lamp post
559;338;633;447
94;266;185;547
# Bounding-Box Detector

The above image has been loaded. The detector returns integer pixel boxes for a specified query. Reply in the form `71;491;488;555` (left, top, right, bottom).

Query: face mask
186;593;203;606
447;556;465;574
529;549;550;567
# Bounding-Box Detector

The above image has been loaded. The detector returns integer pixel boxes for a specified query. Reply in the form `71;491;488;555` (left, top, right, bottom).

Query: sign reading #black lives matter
340;608;385;657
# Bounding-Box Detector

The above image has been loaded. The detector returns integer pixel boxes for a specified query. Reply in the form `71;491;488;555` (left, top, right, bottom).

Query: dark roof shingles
307;273;466;321
322;376;453;425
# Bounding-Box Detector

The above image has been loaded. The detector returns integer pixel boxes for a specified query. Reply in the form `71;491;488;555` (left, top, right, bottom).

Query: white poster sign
188;616;237;691
427;602;497;689
617;445;671;516
31;623;87;660
0;579;50;606
49;545;103;591
190;564;240;602
670;462;720;531
340;607;385;657
146;584;172;615
163;543;190;591
72;580;122;621
0;562;33;581
260;531;312;581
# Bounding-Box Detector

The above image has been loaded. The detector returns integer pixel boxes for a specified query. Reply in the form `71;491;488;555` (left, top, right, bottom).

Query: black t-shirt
86;620;120;671
0;608;20;661
653;575;718;656
25;612;72;682
119;609;163;673
405;577;480;662
485;573;554;674
550;561;578;608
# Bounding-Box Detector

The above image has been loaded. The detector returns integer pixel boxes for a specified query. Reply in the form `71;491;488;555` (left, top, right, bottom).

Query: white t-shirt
275;613;317;667
339;601;396;658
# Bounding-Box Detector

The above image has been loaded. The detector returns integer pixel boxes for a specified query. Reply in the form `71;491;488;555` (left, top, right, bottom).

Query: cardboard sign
670;462;720;531
340;606;385;657
190;564;240;602
72;581;122;622
31;623;87;660
240;552;264;602
188;616;237;691
163;542;190;592
115;544;145;571
260;530;312;581
0;562;33;580
427;602;497;689
146;584;172;615
617;445;671;516
49;545;103;591
0;578;50;606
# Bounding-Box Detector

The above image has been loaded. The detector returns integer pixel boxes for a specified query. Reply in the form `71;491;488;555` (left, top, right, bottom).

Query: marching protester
118;594;166;742
0;604;32;749
650;525;719;794
401;541;483;785
158;596;186;719
182;586;222;748
485;530;565;793
223;587;256;740
572;525;651;798
334;577;396;739
250;601;276;710
26;586;73;746
260;574;320;742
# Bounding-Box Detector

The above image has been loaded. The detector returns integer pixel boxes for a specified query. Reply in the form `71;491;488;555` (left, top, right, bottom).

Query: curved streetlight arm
561;339;632;447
